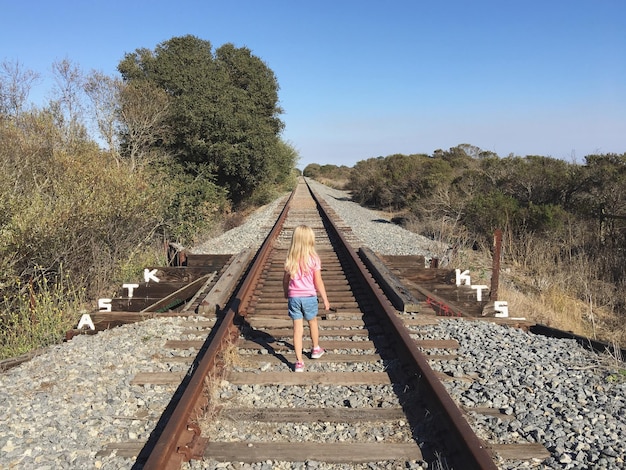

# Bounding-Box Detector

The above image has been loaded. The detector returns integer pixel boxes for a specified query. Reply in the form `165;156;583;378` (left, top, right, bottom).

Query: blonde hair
285;225;318;278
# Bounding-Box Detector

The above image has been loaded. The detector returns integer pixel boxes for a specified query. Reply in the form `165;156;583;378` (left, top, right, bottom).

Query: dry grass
194;339;240;427
199;368;224;423
220;339;243;368
480;262;625;347
499;283;588;332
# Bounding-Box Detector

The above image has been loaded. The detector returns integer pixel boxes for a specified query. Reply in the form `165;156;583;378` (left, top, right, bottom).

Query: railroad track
79;177;551;470
2;177;624;469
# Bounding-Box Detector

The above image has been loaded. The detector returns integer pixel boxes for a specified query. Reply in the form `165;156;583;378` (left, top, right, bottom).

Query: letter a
77;314;95;330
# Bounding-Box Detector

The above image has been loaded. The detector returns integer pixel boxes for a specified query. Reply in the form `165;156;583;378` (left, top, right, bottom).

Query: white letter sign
471;285;488;302
494;301;509;318
455;269;471;286
123;283;139;298
77;314;95;330
144;268;160;283
98;298;112;312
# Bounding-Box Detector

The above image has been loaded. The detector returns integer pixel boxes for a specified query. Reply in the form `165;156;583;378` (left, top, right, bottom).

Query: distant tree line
303;163;352;184
304;145;626;319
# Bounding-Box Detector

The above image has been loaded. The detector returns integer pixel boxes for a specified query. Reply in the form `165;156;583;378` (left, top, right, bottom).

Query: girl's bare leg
293;319;304;362
308;316;319;349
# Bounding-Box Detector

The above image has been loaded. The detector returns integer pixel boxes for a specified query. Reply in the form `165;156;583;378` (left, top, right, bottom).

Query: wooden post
490;229;502;301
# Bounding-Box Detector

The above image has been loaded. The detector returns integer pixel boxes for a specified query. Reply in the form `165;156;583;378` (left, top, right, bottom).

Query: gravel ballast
1;180;624;469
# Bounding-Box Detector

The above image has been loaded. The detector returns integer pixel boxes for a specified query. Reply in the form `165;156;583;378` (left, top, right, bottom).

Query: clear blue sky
2;0;625;169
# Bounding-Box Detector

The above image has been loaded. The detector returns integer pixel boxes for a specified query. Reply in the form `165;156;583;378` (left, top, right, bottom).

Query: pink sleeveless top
287;255;321;297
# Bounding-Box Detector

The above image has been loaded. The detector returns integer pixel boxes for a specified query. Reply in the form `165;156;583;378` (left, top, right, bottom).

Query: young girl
283;225;330;372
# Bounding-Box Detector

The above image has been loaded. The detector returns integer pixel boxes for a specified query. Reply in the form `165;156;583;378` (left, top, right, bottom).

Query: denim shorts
287;296;318;321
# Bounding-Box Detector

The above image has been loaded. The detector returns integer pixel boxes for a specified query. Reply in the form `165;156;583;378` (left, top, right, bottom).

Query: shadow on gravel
238;321;293;369
329;195;352;202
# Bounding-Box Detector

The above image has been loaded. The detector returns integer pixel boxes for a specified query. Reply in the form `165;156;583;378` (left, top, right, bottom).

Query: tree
0;59;39;119
49;58;89;145
117;81;172;170
84;70;123;156
118;35;287;204
579;154;626;251
433;145;473;168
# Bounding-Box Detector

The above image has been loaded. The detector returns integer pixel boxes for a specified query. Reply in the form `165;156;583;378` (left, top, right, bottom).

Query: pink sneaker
311;347;325;359
294;361;304;372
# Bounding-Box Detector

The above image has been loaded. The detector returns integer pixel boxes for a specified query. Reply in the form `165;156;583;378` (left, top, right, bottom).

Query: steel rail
308;181;499;470
140;189;295;470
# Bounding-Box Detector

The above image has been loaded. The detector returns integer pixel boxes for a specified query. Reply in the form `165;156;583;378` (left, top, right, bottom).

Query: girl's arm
282;271;290;299
313;269;330;310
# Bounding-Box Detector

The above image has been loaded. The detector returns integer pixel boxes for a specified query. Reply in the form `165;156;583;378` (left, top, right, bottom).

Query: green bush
161;164;230;243
0;266;83;359
349;153;451;210
2;144;167;293
463;191;520;240
521;202;568;232
0;113;169;357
